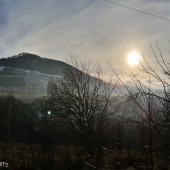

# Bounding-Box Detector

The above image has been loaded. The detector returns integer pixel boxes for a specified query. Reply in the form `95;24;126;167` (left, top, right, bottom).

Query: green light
47;111;51;115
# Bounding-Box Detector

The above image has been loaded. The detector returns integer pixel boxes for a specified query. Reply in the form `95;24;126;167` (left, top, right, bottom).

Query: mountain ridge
0;52;71;98
0;52;70;76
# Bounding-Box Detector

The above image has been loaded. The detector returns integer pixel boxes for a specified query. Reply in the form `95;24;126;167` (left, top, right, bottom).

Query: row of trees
0;95;125;169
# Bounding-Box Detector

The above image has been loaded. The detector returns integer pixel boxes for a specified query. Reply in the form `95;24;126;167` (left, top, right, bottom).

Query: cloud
0;0;8;28
0;0;170;72
0;0;98;55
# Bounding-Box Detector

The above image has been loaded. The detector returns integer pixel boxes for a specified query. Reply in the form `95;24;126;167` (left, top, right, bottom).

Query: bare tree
47;58;118;154
109;42;170;169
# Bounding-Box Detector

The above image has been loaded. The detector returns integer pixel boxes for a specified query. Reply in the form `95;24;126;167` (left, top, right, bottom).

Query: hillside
0;53;70;98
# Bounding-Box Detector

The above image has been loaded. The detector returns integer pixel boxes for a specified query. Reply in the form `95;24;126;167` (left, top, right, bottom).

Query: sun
128;51;140;65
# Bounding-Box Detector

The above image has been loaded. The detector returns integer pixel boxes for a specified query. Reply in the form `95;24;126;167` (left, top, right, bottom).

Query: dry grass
0;143;169;169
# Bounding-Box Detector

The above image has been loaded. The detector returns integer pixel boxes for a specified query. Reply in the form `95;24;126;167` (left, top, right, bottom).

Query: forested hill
0;52;72;98
0;52;70;76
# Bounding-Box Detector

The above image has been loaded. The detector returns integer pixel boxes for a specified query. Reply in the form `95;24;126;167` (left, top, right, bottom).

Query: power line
104;0;170;22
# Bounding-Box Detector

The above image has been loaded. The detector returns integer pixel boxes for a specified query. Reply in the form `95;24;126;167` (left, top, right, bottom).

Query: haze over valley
0;53;69;98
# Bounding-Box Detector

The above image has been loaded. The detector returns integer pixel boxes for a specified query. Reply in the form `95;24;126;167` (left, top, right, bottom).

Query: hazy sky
0;0;170;71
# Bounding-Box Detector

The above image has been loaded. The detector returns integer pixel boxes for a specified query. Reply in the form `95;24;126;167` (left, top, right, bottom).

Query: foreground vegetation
0;95;169;170
0;143;168;169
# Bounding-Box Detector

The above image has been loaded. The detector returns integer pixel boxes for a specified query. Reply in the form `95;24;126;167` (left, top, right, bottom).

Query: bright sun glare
128;51;140;65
